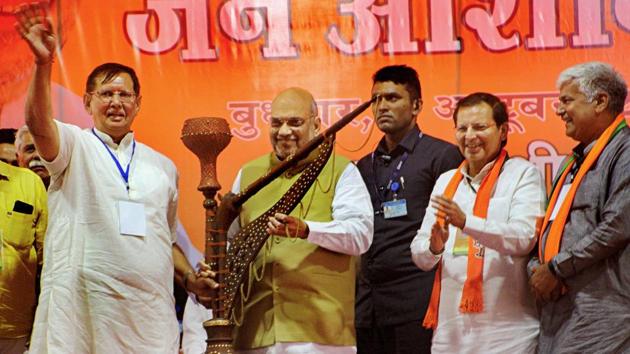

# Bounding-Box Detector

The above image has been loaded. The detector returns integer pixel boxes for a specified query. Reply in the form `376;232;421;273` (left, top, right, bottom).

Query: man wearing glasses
182;87;373;354
15;3;216;353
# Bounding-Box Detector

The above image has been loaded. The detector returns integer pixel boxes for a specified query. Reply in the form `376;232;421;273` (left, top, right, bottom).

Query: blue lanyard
92;129;136;191
371;132;422;201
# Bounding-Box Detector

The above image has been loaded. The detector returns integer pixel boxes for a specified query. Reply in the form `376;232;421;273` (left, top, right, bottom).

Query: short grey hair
556;61;628;116
14;125;30;151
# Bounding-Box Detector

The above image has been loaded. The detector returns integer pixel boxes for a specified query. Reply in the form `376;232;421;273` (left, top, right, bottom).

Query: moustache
28;159;47;170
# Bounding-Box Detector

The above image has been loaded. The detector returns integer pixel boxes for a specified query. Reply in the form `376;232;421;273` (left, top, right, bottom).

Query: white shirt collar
460;157;499;184
92;127;135;151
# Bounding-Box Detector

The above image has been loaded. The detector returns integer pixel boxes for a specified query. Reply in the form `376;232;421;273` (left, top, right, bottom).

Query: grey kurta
536;126;630;353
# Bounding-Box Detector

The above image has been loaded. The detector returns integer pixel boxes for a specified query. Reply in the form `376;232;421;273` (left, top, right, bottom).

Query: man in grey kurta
529;62;630;353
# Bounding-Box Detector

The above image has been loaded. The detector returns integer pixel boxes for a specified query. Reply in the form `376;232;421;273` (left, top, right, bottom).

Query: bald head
271;87;318;118
269;87;321;160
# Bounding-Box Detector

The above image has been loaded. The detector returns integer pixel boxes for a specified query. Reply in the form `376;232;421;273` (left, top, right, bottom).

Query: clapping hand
431;195;466;229
429;221;449;255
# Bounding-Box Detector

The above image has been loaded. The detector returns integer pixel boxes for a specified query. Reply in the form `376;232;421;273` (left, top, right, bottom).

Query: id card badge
452;228;469;256
118;200;147;237
550;184;571;221
382;199;408;219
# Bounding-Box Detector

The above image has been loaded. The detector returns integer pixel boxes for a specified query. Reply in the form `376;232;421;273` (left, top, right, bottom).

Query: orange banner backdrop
1;0;629;250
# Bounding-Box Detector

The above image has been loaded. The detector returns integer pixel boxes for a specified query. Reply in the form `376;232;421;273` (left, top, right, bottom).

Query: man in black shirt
355;65;463;354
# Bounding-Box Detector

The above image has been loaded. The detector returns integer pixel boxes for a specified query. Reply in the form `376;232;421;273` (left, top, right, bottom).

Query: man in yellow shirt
0;161;47;354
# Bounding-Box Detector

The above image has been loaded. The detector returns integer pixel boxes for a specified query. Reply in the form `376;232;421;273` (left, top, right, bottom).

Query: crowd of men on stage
1;2;628;354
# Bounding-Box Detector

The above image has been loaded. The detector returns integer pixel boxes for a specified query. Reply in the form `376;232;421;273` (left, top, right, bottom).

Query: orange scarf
423;149;507;330
539;114;627;262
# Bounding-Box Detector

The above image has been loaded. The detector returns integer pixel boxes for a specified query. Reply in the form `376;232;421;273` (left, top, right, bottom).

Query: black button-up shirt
355;125;463;326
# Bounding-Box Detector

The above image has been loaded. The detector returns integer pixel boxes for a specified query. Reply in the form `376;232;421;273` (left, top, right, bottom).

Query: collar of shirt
0;161;11;181
565;139;597;182
572;139;597;166
92;127;135;160
460;154;502;186
375;124;422;158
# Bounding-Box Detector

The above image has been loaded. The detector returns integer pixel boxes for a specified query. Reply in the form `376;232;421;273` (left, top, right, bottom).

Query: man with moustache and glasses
15;3;217;353
182;86;373;354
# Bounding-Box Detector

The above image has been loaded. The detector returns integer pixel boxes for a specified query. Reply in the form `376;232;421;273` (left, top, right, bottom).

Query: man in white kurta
16;4;218;352
30;121;180;353
411;157;544;353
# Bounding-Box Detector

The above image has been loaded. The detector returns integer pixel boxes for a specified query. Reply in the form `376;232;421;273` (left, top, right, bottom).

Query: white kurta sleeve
462;163;545;256
42;120;78;176
411;173;449;271
305;163;374;256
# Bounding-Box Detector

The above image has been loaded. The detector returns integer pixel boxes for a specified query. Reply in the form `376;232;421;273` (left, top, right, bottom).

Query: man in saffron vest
529;62;630;353
226;87;373;353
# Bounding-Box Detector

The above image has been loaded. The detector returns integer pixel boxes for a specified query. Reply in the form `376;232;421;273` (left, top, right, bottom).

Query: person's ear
499;122;508;144
133;95;142;115
312;116;321;133
83;93;92;114
413;98;423;116
593;92;610;114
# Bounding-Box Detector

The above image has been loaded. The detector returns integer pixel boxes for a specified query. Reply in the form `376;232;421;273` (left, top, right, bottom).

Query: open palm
14;2;56;64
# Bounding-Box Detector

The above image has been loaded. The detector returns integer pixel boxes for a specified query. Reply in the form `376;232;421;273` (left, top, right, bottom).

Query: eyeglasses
91;90;137;104
455;123;496;134
270;116;314;129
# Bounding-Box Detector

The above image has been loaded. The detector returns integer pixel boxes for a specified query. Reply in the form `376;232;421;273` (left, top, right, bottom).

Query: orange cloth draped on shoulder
423;149;508;330
538;114;627;263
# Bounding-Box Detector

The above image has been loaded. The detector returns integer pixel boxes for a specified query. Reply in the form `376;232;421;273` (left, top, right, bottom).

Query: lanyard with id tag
92;129;147;237
382;179;407;219
373;142;417;219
